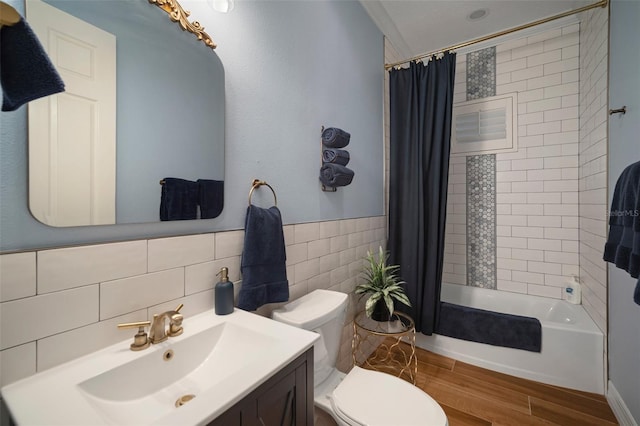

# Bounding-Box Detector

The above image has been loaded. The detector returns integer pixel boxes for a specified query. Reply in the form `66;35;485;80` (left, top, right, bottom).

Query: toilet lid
330;367;447;426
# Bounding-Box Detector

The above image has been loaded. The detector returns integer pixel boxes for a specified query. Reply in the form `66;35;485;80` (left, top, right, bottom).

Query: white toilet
272;289;448;426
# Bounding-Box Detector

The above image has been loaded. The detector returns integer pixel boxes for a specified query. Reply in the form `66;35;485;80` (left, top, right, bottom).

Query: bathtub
415;283;605;394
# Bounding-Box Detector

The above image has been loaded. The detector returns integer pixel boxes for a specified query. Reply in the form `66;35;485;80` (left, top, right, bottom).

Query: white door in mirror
28;0;116;226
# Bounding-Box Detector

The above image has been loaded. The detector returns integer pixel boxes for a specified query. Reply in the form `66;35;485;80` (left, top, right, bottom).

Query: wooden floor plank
546;382;611;402
451;360;616;422
418;360;531;415
530;396;619;426
440;403;492;426
388;338;456;371
412;346;456;371
421;378;555;426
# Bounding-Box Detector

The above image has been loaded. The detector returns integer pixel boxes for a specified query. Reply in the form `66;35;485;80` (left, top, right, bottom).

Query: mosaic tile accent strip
465;47;497;289
466;47;496;101
466;155;497;289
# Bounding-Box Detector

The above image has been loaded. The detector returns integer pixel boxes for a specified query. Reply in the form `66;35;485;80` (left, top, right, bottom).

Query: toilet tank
272;290;348;385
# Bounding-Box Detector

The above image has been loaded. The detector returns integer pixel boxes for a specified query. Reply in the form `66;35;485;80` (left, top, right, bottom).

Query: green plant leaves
364;292;382;317
355;245;412;319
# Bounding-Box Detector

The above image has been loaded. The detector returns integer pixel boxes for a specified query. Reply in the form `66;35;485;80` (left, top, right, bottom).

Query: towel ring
248;179;277;206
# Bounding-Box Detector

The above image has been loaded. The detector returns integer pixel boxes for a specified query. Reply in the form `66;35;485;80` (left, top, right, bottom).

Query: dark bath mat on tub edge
436;302;542;352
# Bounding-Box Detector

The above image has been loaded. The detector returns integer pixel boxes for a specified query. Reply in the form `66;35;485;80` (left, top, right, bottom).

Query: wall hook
609;106;626;115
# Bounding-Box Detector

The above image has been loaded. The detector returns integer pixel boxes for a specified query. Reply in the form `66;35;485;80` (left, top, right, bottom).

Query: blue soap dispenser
215;267;234;315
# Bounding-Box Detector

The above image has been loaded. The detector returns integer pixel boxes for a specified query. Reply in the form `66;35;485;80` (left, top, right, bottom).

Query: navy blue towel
320;163;354;187
238;205;289;311
319;163;354;188
197;179;224;219
322;148;350;166
604;161;640;305
436;302;542;352
1;19;65;112
159;178;199;221
321;127;351;148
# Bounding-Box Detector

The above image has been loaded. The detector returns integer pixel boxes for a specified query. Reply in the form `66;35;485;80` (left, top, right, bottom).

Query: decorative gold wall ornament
149;0;217;49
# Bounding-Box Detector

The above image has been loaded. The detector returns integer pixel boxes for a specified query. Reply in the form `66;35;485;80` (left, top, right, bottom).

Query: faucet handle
118;321;151;351
168;304;184;337
168;313;184;337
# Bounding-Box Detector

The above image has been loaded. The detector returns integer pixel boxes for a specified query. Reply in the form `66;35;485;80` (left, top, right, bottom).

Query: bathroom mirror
27;0;224;227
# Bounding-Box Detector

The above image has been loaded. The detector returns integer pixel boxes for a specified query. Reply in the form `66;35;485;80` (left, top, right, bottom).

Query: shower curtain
387;54;456;334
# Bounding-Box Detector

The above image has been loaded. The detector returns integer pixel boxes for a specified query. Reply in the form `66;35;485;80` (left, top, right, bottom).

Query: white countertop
1;308;318;425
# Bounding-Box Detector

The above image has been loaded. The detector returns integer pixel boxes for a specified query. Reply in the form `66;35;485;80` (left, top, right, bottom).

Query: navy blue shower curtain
387;54;456;334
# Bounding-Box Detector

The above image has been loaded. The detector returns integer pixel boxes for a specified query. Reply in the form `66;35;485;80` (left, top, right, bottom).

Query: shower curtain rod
384;0;608;70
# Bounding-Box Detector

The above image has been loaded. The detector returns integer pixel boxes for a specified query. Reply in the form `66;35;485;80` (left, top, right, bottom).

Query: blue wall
608;0;640;421
0;0;384;251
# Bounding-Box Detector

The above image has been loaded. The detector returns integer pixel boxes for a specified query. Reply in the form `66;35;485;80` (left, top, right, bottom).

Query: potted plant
355;246;411;321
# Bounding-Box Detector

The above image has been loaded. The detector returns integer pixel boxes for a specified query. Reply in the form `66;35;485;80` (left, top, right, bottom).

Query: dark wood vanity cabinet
208;348;314;426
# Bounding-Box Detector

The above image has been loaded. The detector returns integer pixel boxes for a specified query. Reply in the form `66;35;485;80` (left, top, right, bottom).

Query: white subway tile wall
444;23;585;299
0;252;36;302
0;217;386;387
37;241;148;294
578;7;609;334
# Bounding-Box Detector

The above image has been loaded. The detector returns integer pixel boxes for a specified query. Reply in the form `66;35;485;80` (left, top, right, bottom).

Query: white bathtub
415;283;605;394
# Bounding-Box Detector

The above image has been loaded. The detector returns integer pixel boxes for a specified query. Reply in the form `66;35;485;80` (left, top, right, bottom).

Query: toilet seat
329;367;448;426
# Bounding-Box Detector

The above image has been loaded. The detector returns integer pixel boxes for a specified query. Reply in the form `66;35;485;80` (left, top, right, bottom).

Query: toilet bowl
272;289;448;426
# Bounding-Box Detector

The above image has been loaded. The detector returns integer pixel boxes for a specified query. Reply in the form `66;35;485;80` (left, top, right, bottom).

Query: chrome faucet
149;303;184;344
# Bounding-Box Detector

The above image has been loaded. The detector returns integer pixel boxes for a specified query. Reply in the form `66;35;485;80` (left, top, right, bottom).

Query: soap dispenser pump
215;267;234;315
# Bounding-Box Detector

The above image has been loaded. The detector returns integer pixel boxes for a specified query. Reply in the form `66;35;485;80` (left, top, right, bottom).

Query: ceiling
360;0;595;63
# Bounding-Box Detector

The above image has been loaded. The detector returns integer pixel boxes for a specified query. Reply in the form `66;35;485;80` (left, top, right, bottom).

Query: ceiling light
209;0;234;13
468;9;488;21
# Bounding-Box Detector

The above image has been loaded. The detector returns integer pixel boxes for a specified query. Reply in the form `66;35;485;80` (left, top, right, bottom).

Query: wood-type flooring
315;342;618;426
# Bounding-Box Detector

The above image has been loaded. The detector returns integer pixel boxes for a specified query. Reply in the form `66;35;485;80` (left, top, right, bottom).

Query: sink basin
79;322;281;424
1;309;318;425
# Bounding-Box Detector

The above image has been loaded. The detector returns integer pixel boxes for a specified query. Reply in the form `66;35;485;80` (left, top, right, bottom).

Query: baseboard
607;381;638;426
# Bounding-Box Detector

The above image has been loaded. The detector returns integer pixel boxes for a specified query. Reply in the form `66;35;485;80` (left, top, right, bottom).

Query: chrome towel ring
248;179;277;206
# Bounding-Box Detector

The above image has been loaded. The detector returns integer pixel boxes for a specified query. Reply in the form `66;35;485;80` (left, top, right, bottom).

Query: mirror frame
149;0;217;49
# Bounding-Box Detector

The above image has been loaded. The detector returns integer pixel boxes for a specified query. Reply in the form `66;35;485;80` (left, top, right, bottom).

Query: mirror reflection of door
28;0;116;226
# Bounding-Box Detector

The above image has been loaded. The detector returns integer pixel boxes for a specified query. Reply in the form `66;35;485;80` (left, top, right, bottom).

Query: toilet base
313;369;347;425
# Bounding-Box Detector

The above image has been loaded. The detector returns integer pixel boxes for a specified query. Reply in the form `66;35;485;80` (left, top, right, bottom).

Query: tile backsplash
0;216;386;387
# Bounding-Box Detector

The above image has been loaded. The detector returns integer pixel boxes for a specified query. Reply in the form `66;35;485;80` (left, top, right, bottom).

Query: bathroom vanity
0;309;317;425
209;348;313;426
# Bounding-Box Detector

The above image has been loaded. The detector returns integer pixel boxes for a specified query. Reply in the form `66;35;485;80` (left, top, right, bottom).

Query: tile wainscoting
0;216;386;387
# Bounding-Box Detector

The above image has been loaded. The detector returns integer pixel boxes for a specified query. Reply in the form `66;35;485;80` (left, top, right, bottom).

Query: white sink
1;309;318;425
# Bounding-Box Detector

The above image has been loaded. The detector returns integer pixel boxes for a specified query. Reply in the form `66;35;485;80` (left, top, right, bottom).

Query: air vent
451;93;518;155
456;108;507;143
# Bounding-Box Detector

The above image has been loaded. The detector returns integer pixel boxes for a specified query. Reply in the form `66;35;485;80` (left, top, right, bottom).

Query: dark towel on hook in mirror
238;205;289;311
322;148;350;166
319;163;354;188
159;178;199;221
197;179;224;219
436;302;542;352
321;127;351;148
0;19;65;112
603;160;640;305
